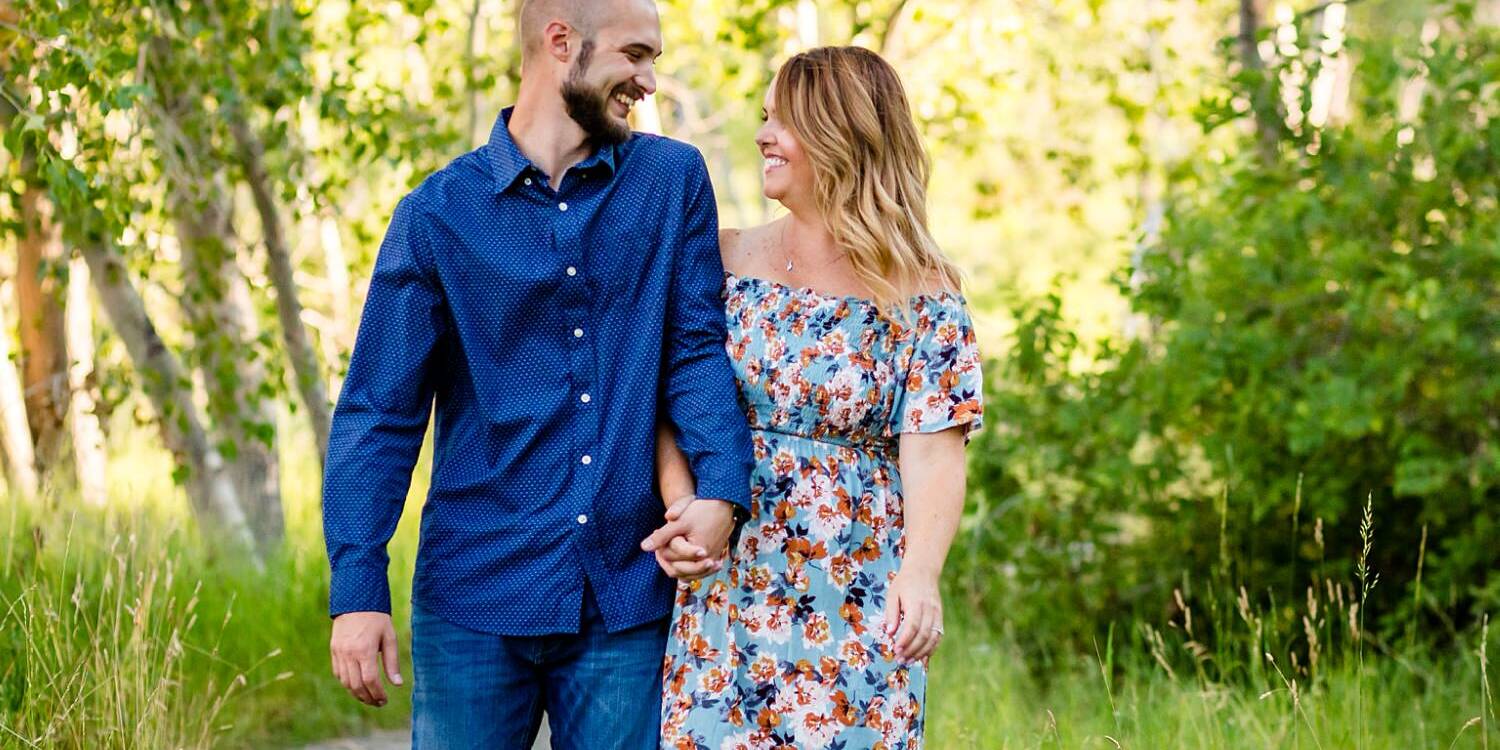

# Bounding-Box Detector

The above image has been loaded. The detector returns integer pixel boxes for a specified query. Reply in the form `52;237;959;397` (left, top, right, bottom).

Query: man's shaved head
519;0;603;60
514;0;661;145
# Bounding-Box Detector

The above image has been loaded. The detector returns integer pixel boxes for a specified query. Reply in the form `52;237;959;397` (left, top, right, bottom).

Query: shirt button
566;266;577;276
573;328;584;338
558;202;568;211
581;455;592;465
524;177;532;186
580;393;591;403
577;514;588;524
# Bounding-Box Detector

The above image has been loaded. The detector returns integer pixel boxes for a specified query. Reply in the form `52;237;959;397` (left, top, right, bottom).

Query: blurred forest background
2;0;1498;747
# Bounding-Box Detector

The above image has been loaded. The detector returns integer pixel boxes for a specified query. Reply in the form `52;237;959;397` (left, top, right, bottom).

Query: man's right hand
330;611;404;707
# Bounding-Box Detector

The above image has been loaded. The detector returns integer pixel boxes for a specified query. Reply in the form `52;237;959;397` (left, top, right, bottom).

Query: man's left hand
641;497;736;581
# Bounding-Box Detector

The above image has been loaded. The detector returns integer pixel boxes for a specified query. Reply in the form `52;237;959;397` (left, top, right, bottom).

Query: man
321;0;753;746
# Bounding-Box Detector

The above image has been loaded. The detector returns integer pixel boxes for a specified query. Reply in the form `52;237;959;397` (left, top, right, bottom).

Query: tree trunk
80;244;260;564
225;106;332;470
147;34;283;554
1238;0;1281;164
172;181;285;554
319;212;354;360
878;0;914;55
794;0;819;47
0;41;39;500
0;284;39;500
65;256;108;508
16;183;71;483
463;0;484;147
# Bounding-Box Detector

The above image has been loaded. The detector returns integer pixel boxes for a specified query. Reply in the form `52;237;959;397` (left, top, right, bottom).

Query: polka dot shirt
322;107;754;636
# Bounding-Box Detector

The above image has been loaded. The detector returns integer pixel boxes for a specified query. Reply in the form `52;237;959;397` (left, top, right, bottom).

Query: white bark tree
65;256;108;508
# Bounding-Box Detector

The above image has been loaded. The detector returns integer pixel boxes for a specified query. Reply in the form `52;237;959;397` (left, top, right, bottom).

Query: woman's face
755;78;813;208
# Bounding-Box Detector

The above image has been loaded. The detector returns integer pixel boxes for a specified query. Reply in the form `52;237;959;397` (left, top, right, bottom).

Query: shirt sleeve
661;149;755;514
895;295;985;442
323;194;447;617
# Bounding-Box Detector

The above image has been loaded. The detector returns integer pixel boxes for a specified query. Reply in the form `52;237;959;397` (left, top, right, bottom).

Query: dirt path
299;722;550;749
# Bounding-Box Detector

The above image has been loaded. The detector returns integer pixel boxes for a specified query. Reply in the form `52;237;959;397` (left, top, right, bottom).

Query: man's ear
542;19;573;64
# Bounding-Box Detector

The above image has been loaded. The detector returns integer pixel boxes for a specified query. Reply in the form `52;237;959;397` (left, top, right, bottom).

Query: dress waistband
749;424;890;455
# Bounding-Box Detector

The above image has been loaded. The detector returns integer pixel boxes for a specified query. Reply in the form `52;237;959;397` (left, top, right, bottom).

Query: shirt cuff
694;472;752;517
329;563;392;618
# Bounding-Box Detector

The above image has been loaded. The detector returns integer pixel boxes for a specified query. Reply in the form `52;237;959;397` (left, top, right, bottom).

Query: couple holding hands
322;0;984;748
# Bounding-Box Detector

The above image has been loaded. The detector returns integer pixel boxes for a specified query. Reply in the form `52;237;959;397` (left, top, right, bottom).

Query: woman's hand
645;495;726;581
882;566;944;662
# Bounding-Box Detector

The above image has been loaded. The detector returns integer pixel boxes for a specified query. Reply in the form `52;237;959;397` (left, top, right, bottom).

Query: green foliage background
3;0;1499;746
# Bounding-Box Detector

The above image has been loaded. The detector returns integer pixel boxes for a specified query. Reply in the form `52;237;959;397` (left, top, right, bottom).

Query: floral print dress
660;272;984;750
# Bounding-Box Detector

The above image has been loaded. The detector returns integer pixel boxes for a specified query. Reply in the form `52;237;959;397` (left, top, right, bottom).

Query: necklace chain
779;221;794;272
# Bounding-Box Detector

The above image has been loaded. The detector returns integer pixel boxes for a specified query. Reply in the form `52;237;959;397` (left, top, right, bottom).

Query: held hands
882;567;946;663
330;611;404;707
640;495;735;581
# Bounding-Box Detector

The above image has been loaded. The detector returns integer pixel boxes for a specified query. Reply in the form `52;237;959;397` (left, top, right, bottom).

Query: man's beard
561;39;636;146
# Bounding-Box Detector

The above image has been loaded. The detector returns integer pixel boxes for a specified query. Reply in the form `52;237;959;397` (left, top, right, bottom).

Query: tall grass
1;415;1496;748
928;620;1496;749
0;417;427;748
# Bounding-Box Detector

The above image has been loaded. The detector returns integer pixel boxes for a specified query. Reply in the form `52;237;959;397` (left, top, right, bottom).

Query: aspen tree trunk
148;35;284;553
0;284;39;500
65;256;108;507
80;244;260;564
226;106;332;468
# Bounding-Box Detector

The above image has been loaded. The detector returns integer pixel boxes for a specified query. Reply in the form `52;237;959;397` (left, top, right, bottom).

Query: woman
654;46;983;750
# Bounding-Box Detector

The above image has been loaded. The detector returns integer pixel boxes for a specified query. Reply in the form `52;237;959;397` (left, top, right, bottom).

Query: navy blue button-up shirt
323;107;754;635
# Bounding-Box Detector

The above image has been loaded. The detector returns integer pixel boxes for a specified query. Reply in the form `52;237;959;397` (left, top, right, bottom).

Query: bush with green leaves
956;4;1499;662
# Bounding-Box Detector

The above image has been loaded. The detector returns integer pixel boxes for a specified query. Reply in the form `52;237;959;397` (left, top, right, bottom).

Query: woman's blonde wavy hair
772;46;962;315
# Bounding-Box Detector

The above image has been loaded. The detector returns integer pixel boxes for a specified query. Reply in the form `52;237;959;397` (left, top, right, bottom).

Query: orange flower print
750;654;778;684
938;368;960;391
802;612;832;648
954;398;982;422
699;666;731;693
705;579;729;613
828;555;859;589
772;449;797;476
785;536;829;567
840;636;872;670
832;690;859;726
819;656;841;680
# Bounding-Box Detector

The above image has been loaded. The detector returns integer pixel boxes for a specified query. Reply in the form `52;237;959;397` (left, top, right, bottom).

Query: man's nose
636;69;657;97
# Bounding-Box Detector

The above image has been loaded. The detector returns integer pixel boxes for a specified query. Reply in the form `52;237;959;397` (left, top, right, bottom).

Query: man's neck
509;81;595;191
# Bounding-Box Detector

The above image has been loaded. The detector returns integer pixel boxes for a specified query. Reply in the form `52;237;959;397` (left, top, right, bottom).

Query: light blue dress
660;272;985;750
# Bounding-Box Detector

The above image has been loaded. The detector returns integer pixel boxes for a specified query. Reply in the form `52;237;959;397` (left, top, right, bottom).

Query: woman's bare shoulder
719;224;773;276
911;268;963;299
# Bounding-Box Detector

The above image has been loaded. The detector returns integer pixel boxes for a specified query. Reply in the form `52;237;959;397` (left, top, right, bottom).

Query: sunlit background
3;0;1498;747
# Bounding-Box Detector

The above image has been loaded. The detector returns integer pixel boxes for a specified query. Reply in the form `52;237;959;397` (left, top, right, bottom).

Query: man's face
561;0;662;145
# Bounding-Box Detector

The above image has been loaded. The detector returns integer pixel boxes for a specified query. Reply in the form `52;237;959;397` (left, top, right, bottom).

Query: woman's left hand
882;567;944;663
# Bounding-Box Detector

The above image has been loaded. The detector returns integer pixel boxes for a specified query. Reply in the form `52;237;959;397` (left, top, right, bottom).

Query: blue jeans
410;596;667;749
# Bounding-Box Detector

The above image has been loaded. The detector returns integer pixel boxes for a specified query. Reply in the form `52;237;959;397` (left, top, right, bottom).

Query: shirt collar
487;106;619;194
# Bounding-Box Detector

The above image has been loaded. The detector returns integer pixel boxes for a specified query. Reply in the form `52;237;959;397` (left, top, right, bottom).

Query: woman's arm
656;422;698;510
884;427;967;662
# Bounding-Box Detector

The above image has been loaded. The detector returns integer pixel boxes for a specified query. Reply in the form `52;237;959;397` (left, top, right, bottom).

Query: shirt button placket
557;184;596;547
